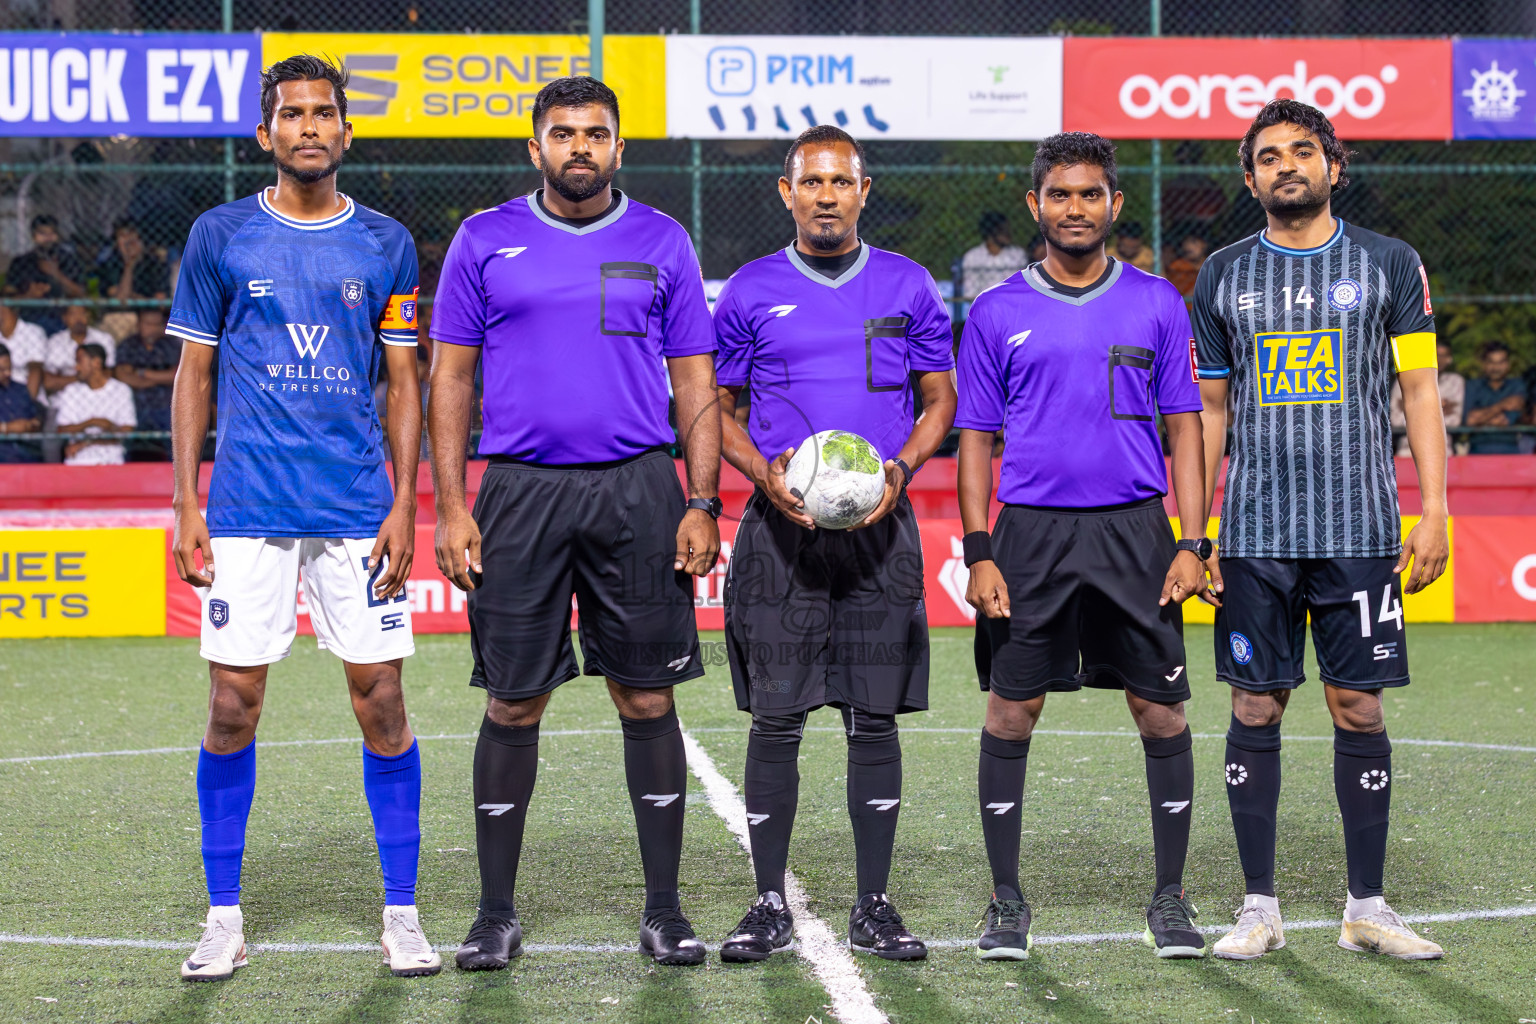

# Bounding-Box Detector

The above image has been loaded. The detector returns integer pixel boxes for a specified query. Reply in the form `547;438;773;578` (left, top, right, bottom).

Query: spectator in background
53;343;135;465
115;308;181;458
3;215;87;334
1114;221;1157;273
1164;229;1210;296
42;304;115;394
97;218;171;341
1391;339;1465;455
1;300;47;394
959;211;1027;299
1026;235;1046;265
1462;341;1527;454
0;344;43;463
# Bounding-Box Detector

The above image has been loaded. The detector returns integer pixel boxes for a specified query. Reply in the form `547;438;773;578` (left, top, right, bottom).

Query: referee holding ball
428;77;721;968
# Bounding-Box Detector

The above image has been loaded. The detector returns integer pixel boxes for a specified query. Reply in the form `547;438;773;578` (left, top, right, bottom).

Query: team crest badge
400;300;417;325
1327;278;1362;312
1229;631;1254;665
341;278;366;309
208;599;230;630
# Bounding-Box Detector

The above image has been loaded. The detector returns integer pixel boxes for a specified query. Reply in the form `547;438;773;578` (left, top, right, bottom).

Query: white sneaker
382;905;443;977
1213;898;1285;960
181;906;248;982
1338;897;1444;960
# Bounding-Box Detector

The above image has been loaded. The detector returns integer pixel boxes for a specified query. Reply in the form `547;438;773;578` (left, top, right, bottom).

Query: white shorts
198;537;415;667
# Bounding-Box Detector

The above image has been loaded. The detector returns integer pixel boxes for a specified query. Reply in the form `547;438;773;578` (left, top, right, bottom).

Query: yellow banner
261;34;666;138
0;529;166;639
1174;516;1454;625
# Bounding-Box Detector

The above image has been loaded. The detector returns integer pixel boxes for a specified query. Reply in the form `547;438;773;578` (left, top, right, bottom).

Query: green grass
0;625;1533;1023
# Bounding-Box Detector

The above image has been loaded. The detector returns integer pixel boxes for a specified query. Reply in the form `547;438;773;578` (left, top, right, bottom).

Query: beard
541;152;617;204
1258;173;1331;218
1041;220;1108;259
804;216;855;252
274;147;344;185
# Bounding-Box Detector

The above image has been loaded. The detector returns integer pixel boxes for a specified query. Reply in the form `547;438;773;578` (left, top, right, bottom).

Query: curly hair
1239;99;1354;191
1030;132;1117;193
261;54;348;126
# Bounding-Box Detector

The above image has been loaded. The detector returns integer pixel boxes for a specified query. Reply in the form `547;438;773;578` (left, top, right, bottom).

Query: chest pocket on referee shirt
600;262;660;337
1108;344;1155;422
865;316;910;393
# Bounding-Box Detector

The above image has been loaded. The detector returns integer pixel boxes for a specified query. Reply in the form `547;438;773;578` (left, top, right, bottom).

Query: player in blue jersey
167;56;439;982
711;126;956;963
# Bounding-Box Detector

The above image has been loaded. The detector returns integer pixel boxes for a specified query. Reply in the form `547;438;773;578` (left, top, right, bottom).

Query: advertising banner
1452;516;1536;622
261;33;665;138
0;32;261;137
1453;39;1536;139
666;35;1063;140
1063;37;1453;140
0;528;165;638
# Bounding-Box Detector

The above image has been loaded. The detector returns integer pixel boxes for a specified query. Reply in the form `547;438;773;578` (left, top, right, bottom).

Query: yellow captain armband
1391;331;1436;373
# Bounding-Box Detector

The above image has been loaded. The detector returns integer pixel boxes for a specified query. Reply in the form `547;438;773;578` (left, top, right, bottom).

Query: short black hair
30;214;58;233
783;125;866;182
261;54;348;127
0;343;10;359
1239;98;1353;191
1481;341;1511;359
1119;220;1144;238
1031;132;1117;193
978;211;1008;238
112;217;140;237
79;343;107;366
531;76;620;135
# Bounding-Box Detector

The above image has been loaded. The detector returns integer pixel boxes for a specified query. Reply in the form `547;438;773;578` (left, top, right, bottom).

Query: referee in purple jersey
427;77;721;968
956;133;1211;961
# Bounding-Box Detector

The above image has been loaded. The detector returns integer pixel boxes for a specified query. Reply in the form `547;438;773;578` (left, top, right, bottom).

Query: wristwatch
1176;538;1214;560
892;458;914;488
686;496;723;519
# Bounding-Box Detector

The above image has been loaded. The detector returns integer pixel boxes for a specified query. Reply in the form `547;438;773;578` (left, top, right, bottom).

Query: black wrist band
893;458;914;488
962;531;993;567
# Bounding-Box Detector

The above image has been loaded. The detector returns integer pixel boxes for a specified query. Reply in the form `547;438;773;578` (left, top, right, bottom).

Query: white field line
678;725;887;1024
4;728;1533;766
4;905;1534;958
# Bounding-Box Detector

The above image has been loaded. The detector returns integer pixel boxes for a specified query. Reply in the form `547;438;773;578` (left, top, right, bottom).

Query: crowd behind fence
3;0;1536;461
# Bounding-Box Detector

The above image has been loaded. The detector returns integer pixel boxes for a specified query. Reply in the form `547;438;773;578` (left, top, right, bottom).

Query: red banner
1062;37;1453;140
1452;516;1536;622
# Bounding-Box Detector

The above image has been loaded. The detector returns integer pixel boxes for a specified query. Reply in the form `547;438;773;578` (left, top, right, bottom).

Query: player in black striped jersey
1192;100;1448;962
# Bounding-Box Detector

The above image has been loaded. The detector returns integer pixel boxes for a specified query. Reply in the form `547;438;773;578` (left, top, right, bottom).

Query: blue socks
363;739;423;906
197;742;257;907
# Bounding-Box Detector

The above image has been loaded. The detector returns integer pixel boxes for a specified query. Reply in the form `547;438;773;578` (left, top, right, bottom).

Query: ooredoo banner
1063;37;1453;140
0;33;261;137
1452;516;1536;622
666;35;1063;140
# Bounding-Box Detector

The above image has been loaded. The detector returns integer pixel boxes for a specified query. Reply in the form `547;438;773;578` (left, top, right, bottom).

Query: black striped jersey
1192;220;1436;559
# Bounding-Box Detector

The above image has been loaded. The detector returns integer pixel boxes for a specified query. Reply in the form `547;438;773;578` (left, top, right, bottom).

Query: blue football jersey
167;191;419;538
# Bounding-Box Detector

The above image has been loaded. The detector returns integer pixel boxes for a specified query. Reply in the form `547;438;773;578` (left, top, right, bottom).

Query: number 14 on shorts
1353;585;1403;638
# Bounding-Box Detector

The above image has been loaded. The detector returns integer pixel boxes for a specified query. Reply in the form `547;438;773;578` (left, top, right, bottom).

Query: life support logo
208;599;230;629
1229;631;1254;665
1327;278;1362;312
1255;329;1343;406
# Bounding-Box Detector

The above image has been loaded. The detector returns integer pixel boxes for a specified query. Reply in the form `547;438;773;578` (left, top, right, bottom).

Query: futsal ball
783;430;887;530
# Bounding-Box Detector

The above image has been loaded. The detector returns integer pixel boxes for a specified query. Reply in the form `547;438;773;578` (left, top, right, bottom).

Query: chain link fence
4;0;1536;459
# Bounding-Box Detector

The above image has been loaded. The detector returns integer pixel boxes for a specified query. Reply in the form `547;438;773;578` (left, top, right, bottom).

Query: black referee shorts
467;449;703;702
975;498;1190;704
1214;556;1409;692
723;489;929;716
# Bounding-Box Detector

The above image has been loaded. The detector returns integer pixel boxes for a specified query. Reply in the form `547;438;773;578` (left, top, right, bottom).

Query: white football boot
1338;896;1444;960
181;906;248;982
1213;895;1285;960
382;905;443;976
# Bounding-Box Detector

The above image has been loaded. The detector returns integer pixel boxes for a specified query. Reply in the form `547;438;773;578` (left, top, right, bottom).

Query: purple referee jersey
956;260;1202;507
431;190;715;464
713;244;954;464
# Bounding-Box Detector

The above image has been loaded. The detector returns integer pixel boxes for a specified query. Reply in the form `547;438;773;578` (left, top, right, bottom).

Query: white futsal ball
783;430;887;530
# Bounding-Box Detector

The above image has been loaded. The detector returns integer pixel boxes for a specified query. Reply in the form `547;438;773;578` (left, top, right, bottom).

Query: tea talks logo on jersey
1254;329;1343;406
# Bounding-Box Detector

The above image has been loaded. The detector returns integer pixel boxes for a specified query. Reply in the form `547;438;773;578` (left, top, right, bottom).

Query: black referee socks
621;707;688;913
473;716;540;915
844;708;902;897
977;729;1031;903
744;713;805;897
1334;725;1393;899
1225;716;1282;897
1142;727;1194;898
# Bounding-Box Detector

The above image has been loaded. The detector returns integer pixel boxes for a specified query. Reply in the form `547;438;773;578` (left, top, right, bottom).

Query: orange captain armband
380;287;420;332
1391;331;1436;373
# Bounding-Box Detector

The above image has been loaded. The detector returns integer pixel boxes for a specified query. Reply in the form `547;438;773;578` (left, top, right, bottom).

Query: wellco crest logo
286;323;330;359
